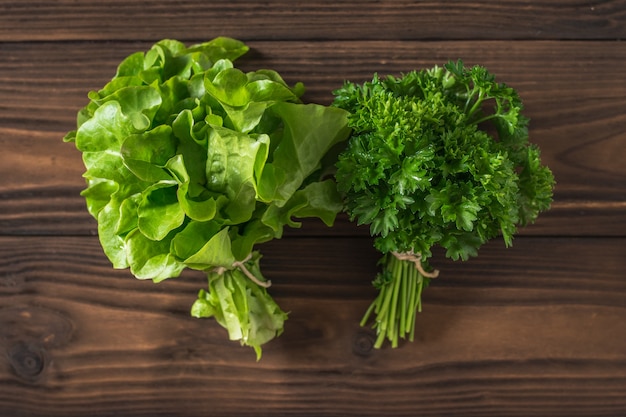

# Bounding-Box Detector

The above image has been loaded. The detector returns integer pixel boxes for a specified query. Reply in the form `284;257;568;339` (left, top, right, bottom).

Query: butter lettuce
64;38;350;358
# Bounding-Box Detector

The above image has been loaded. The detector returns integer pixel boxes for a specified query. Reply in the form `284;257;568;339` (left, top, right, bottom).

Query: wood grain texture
0;0;625;42
1;41;625;236
1;236;625;417
2;0;625;415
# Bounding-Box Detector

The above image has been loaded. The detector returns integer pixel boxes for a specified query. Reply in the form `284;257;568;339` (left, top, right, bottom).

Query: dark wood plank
2;1;623;416
1;40;625;236
1;235;625;416
1;0;625;42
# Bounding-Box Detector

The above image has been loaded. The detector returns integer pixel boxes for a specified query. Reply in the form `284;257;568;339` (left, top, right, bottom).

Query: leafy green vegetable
190;252;288;360
333;60;555;348
64;37;350;359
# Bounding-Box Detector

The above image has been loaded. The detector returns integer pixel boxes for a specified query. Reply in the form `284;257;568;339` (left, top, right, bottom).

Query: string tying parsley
212;253;272;288
391;251;439;279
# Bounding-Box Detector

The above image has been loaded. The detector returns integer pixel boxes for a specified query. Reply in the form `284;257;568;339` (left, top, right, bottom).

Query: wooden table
1;1;625;416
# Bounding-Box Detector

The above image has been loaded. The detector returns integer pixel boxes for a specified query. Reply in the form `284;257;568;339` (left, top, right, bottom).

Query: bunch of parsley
333;61;555;348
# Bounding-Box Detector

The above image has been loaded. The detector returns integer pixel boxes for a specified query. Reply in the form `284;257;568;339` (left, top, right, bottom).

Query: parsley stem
373;267;395;349
411;271;425;342
471;113;498;126
360;299;376;327
467;92;484;119
363;254;430;348
399;261;409;339
406;264;417;336
388;256;403;347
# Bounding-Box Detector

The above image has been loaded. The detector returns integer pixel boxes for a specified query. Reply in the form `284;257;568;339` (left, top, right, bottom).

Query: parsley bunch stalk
361;251;439;348
333;61;554;349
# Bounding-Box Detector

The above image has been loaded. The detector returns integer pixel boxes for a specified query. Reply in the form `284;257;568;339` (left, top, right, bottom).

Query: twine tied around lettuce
212;253;272;288
391;250;439;279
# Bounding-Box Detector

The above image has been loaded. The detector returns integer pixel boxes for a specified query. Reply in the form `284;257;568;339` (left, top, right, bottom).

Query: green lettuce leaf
137;181;185;241
65;37;350;358
125;228;185;281
257;102;351;205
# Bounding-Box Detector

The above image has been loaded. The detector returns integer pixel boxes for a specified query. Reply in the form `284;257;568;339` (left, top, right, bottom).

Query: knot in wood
7;341;47;381
352;329;376;356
